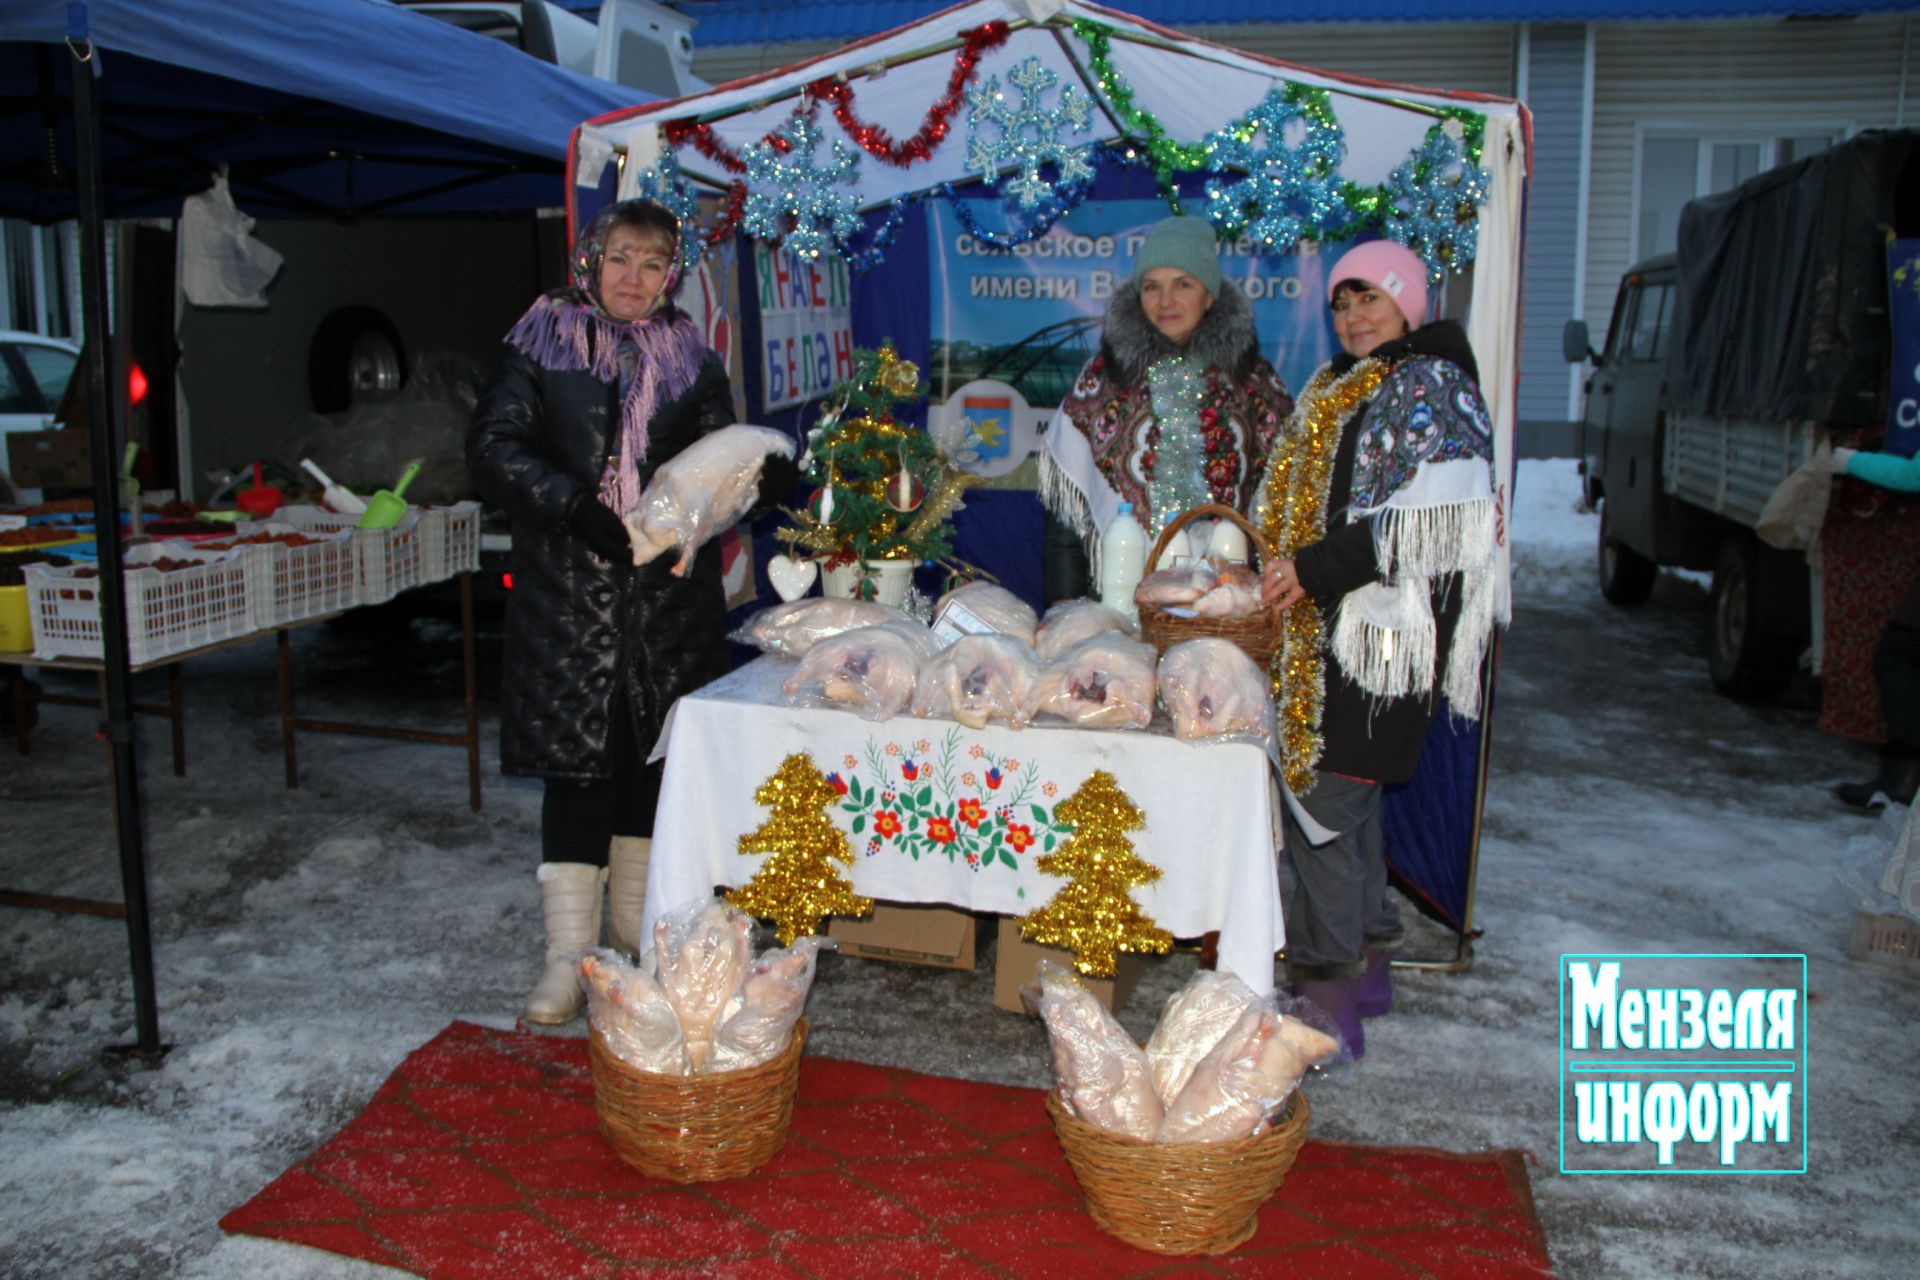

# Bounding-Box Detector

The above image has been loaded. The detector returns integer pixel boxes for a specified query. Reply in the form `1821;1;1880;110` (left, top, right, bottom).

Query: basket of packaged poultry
1031;960;1339;1255
579;899;826;1183
1134;504;1280;664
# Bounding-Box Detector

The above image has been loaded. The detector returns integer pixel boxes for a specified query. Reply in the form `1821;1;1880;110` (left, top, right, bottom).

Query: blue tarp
684;0;1916;46
0;0;648;220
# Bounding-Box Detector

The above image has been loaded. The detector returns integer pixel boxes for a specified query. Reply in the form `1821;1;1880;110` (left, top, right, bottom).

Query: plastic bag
645;899;754;1072
1135;557;1263;618
179;172;283;308
1156;638;1275;744
733;597;905;657
1144;969;1261;1106
1018;633;1159;729
624;425;795;575
707;936;834;1073
1034;599;1135;661
911;632;1042;729
1029;960;1162;1139
1155;1003;1337;1144
935;580;1039;645
1756;439;1833;553
578;948;689;1074
781;619;940;721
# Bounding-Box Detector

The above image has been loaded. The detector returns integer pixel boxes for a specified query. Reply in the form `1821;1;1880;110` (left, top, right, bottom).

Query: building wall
1517;24;1591;431
1584;14;1913;330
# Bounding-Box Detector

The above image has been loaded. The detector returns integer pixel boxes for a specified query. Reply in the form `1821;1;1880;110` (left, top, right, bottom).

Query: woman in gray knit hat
1040;215;1293;598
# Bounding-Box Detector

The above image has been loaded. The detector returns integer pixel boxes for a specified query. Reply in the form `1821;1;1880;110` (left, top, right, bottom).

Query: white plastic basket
199;522;359;627
417;500;482;583
25;541;255;663
282;505;424;604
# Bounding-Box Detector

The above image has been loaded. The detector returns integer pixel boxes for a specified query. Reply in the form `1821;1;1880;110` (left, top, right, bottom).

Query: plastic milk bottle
1099;502;1147;617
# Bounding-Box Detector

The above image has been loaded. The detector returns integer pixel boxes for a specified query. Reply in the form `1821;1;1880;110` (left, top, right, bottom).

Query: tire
1596;497;1656;605
309;307;406;414
1706;533;1803;701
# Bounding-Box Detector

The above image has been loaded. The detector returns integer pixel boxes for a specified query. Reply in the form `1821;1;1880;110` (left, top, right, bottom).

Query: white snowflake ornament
742;111;862;261
965;56;1095;209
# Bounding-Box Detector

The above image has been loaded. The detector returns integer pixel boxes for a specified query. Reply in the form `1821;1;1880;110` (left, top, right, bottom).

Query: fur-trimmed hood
1098;278;1262;388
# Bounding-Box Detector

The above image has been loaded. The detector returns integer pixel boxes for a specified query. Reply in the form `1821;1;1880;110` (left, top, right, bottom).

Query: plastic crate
199;523;359;627
417;501;482;583
25;541;255;663
282;505;424;604
1847;910;1920;978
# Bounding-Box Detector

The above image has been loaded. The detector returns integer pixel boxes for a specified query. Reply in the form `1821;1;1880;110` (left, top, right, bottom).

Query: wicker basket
588;1018;807;1183
1134;503;1282;664
1047;1090;1311;1255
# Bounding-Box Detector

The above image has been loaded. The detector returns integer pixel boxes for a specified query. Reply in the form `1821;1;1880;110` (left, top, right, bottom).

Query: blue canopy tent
0;0;646;1057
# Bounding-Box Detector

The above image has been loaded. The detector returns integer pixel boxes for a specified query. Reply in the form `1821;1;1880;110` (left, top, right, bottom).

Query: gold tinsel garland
1018;770;1172;978
1258;358;1389;794
727;753;874;945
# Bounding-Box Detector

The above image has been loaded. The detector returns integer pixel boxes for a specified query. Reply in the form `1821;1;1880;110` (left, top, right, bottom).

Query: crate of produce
1847;909;1920;979
198;523;359;627
25;541;254;663
417;500;482;583
282;505;424;604
0;549;82;652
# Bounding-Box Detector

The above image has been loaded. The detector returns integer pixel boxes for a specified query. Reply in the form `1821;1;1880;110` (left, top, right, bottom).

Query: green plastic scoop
357;459;422;530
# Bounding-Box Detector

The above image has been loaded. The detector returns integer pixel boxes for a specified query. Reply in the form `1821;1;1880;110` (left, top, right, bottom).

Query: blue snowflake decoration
965;55;1095;210
1383;119;1493;283
741;111;862;261
1202;86;1348;255
629;151;702;272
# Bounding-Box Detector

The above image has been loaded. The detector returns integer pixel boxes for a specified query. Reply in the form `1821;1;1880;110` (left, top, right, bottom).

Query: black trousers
1878;621;1920;756
540;704;664;866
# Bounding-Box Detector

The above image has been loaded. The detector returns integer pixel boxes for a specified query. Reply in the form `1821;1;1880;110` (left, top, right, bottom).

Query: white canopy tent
566;0;1530;467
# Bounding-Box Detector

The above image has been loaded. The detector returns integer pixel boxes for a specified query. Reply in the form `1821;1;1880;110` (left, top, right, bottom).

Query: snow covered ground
3;459;1917;1278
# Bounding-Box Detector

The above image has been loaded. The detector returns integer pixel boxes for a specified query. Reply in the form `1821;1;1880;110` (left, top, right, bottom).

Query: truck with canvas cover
1566;130;1920;699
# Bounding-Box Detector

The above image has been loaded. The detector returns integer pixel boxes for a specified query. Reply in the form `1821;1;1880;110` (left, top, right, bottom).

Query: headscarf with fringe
503;199;709;516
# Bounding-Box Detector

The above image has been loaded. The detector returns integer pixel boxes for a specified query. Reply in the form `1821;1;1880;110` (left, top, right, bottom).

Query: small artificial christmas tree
778;343;980;577
1018;769;1173;977
728;752;874;945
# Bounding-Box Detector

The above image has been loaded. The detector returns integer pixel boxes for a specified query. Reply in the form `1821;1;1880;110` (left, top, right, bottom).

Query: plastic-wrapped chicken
1034;599;1135;661
1134;560;1215;608
1019;633;1159;729
1190;561;1263;618
782;619;938;721
707;936;833;1073
1030;960;1162;1139
1144;969;1261;1106
935;580;1039;645
623;425;794;574
578;949;689;1074
738;597;905;658
648;900;754;1072
1156;1004;1339;1144
911;633;1042;729
1157;639;1276;744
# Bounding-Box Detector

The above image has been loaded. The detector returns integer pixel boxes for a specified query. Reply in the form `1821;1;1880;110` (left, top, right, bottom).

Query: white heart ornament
767;554;819;602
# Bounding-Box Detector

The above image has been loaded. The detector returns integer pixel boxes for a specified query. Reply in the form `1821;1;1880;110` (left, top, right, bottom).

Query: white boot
606;835;652;959
523;862;606;1025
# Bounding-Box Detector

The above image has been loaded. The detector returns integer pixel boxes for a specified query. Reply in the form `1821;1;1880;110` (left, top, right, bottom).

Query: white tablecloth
646;656;1286;994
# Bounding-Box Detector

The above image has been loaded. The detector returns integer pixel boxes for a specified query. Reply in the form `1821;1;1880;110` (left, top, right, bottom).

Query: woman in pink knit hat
1255;238;1504;1058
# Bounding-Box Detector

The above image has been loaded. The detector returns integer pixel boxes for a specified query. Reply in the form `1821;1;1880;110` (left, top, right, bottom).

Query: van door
1596;274;1674;561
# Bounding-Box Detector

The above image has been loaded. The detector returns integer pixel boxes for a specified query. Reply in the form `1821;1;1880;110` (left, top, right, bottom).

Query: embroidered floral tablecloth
648;656;1285;994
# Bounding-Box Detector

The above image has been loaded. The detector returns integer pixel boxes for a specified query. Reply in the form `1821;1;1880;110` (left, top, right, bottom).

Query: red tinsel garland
658;21;1011;175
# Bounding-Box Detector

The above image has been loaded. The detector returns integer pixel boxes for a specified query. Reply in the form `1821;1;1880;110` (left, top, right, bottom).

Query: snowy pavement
2;459;1916;1278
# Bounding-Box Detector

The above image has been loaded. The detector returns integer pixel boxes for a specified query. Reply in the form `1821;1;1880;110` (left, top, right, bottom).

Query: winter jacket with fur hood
1041;279;1292;599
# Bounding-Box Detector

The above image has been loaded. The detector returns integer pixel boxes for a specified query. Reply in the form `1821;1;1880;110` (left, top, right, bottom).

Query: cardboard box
829;904;977;970
992;916;1146;1014
6;428;91;490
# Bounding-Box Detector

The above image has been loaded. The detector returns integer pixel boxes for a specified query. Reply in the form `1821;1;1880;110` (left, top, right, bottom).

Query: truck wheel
1707;533;1804;701
309;307;406;414
1597;498;1656;605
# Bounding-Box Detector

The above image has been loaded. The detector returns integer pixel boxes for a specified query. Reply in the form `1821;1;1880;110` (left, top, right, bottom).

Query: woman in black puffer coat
468;199;793;1024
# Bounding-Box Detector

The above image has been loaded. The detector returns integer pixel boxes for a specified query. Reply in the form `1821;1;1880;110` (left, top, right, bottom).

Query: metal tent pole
71;36;164;1060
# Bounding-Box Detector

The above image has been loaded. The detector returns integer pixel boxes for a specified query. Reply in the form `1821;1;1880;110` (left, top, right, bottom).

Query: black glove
752;452;802;519
567;495;630;562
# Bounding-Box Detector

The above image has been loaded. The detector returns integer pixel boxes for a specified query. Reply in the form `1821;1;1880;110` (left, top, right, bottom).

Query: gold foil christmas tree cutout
1018;769;1172;977
728;753;875;945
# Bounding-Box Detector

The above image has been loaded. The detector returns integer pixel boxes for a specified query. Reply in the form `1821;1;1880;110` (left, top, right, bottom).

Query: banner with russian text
1887;239;1920;458
756;243;855;412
